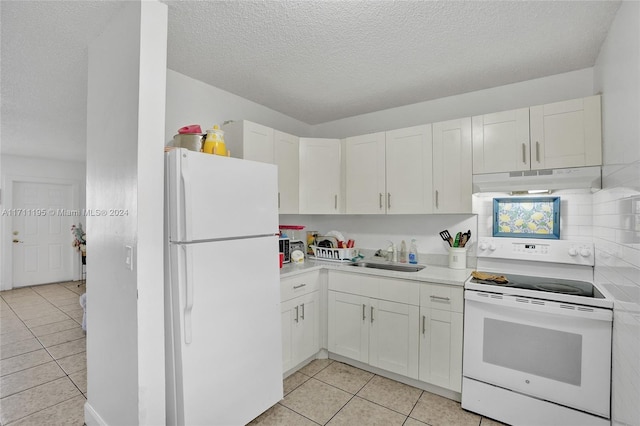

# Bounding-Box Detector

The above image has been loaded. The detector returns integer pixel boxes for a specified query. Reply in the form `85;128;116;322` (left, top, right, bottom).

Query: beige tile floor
251;359;506;426
1;282;506;426
1;281;86;426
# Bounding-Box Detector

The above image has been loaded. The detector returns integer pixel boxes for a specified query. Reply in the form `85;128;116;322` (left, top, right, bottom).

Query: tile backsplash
592;161;640;426
472;190;594;241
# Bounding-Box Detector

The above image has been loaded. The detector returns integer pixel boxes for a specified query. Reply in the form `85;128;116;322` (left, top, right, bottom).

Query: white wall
165;70;312;144
310;68;595;138
592;2;640;425
0;155;86;290
85;1;166;425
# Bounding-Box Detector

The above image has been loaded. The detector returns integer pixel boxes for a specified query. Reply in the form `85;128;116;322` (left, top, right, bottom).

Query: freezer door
168;236;283;425
167;149;278;242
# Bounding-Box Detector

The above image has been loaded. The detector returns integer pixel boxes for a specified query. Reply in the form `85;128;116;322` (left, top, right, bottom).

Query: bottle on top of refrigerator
409;239;418;264
203;125;227;156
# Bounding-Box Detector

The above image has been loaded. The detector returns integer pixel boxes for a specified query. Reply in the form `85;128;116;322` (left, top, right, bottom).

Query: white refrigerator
164;148;283;425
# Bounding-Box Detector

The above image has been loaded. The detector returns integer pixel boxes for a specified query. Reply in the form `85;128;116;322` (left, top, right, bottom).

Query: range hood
472;166;602;193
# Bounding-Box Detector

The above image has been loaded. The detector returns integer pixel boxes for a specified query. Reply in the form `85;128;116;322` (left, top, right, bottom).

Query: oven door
463;290;612;418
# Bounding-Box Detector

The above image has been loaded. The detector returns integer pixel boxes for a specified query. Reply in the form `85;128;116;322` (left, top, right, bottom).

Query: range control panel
477;237;594;266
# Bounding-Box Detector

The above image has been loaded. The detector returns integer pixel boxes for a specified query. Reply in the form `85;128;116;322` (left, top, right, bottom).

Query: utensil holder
448;247;467;269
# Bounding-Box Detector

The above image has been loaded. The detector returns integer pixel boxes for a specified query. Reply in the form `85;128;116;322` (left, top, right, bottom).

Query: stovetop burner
470;273;602;298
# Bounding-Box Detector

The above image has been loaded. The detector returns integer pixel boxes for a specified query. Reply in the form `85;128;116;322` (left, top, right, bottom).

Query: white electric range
461;238;613;426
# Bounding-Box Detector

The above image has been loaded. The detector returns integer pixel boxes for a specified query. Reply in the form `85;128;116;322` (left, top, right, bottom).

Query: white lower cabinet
418;284;464;392
327;271;420;379
281;271;320;373
369;298;419;379
281;291;320;372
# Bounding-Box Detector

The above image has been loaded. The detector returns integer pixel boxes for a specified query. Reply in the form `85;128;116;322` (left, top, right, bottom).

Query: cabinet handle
422;315;426;335
294;305;299;323
379;193;383;209
334;194;338;210
300;303;305;320
435;190;439;208
278;192;281;209
293;283;306;289
522;143;527;164
362;304;366;320
370;306;374;323
387;193;391;209
536;141;540;162
430;295;451;302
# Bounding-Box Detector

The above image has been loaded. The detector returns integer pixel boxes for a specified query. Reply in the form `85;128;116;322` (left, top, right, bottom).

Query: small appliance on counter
290;240;305;259
279;238;291;263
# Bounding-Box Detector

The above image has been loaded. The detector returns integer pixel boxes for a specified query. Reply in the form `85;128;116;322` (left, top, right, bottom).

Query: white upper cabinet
344;125;433;214
529;95;602;170
299;138;342;214
386;125;433;214
223;121;299;214
345;132;386;214
472;108;530;174
473;96;602;174
274;130;299;214
223;120;275;163
432;118;472;214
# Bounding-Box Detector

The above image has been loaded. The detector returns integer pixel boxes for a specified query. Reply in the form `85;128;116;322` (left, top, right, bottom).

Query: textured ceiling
1;1;621;161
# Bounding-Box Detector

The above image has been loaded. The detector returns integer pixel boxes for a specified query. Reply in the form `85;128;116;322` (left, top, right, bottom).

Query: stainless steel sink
347;262;425;272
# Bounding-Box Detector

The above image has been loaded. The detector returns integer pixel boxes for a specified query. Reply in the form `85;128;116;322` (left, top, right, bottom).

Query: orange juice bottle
203;125;227;156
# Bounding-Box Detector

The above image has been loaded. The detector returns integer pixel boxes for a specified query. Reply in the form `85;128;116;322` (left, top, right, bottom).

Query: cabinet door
472;108;530;174
432;118;472;213
345;132;386;214
386;125;433;214
418;308;463;392
274;130;299;214
299;138;341;214
369;299;419;379
328;291;369;363
281;298;296;372
294;291;320;365
242;121;275;164
530;95;602;170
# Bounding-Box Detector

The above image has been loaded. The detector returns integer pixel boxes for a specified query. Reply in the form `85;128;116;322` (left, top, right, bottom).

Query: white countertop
280;257;471;287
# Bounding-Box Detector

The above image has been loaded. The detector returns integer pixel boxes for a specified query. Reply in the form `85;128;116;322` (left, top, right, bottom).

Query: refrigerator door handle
181;154;193;242
183;245;194;344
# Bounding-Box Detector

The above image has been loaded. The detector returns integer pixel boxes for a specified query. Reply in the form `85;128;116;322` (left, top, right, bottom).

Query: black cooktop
471;273;604;299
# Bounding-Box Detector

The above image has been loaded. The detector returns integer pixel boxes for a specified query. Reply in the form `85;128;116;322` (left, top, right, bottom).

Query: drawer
420;284;464;313
280;270;320;302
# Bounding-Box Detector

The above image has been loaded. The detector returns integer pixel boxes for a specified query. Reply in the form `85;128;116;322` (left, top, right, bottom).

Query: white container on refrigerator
164;149;283;425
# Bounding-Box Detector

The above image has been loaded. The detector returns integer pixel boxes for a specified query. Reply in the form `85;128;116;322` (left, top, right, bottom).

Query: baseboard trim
84;401;108;426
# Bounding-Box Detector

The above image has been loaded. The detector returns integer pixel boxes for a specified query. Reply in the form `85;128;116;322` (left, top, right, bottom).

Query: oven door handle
465;291;612;322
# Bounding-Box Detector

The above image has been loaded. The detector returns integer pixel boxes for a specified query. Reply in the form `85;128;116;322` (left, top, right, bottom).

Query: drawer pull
430;295;451;302
293;283;306;289
422;315;426;335
370;306;374;323
300;303;305;320
362;304;366;321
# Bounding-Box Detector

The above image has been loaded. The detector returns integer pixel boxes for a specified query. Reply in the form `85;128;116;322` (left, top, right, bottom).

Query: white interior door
12;181;75;287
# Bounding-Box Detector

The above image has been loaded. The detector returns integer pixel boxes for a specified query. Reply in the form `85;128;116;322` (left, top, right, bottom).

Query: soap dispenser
409;239;418;264
387;241;397;262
